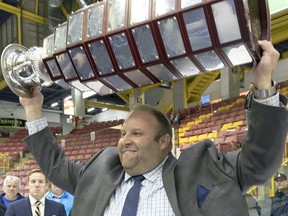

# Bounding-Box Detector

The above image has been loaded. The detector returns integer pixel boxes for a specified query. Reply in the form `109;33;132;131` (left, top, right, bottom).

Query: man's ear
45;182;50;191
159;134;171;150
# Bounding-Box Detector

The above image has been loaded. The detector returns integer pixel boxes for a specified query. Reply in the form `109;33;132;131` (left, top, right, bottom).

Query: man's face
28;172;48;200
117;110;169;176
4;181;19;200
276;179;288;191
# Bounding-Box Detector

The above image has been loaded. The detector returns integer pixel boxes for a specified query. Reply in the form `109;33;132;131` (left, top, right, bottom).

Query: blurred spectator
170;112;180;126
46;182;74;216
270;173;288;216
5;169;66;216
0;176;24;216
244;82;255;125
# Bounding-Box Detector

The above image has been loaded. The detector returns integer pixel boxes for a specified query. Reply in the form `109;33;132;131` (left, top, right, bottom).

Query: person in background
270;173;288;216
0;176;24;216
5;169;66;216
170;110;180;126
244;82;256;124
46;182;74;216
19;41;288;216
169;112;175;125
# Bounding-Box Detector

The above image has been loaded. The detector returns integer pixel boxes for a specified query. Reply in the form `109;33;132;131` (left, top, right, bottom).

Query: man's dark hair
132;104;172;146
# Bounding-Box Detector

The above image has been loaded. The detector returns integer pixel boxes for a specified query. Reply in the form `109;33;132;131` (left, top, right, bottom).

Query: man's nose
120;134;132;145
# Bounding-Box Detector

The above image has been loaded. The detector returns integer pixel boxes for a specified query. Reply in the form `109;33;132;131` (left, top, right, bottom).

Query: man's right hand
19;85;44;122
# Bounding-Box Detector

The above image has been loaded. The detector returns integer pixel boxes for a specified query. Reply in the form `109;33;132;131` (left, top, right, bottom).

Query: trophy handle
0;44;53;98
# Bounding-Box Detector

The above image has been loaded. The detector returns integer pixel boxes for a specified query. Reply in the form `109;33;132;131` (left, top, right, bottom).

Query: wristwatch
254;81;278;99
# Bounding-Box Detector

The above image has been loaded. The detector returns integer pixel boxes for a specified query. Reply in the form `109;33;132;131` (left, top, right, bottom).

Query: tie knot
35;201;41;206
132;175;145;182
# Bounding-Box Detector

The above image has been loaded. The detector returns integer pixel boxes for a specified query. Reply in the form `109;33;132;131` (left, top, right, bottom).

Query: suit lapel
93;164;124;215
162;154;182;216
25;198;33;216
44;199;51;216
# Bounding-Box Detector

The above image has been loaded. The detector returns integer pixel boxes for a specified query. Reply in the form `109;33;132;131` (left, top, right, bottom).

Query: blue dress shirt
46;191;74;216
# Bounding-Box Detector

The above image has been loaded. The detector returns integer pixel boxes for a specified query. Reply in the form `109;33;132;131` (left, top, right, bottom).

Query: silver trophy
0;0;270;98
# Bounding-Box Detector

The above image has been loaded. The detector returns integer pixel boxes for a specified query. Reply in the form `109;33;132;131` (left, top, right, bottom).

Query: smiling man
5;169;66;216
117;106;172;176
0;176;24;216
19;41;288;216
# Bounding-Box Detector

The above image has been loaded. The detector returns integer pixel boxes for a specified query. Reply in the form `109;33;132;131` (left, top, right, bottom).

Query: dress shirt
104;157;175;216
29;195;45;216
46;191;74;216
254;92;280;107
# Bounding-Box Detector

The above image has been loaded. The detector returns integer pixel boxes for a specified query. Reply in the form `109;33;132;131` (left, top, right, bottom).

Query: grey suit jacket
5;198;66;216
24;100;288;216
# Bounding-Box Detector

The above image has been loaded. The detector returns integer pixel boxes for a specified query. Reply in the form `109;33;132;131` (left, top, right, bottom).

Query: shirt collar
51;191;66;199
29;195;45;206
124;156;168;182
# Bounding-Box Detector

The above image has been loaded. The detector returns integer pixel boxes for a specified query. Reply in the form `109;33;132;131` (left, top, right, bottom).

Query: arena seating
0;82;288;196
177;95;247;152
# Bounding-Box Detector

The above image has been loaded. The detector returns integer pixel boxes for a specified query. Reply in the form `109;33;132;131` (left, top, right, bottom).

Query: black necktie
121;175;145;216
34;201;41;216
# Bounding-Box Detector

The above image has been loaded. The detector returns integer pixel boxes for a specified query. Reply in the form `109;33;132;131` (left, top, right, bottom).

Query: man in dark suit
5;169;66;216
19;40;288;216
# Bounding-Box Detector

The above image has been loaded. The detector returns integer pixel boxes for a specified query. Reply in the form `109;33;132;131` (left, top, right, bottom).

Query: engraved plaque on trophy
56;52;79;80
195;51;224;71
132;24;159;64
211;0;241;44
147;64;177;82
107;0;127;32
102;75;132;91
69;46;95;81
42;34;62;80
42;34;54;58
182;8;212;51
83;80;114;95
87;4;104;38
46;60;62;78
181;0;202;9
124;69;153;87
67;12;84;46
130;0;149;25
87;39;115;75
154;0;176;17
170;57;200;77
157;17;186;58
109;33;135;70
54;23;67;52
223;43;253;66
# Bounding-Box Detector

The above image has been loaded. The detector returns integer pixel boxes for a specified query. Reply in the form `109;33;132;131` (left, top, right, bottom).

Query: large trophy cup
1;0;270;98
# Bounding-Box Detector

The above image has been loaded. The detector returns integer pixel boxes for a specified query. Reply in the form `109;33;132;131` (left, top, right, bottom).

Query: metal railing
0;153;10;173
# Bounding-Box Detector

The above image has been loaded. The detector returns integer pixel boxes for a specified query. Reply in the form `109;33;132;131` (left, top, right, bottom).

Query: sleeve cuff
26;118;48;135
254;92;280;107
